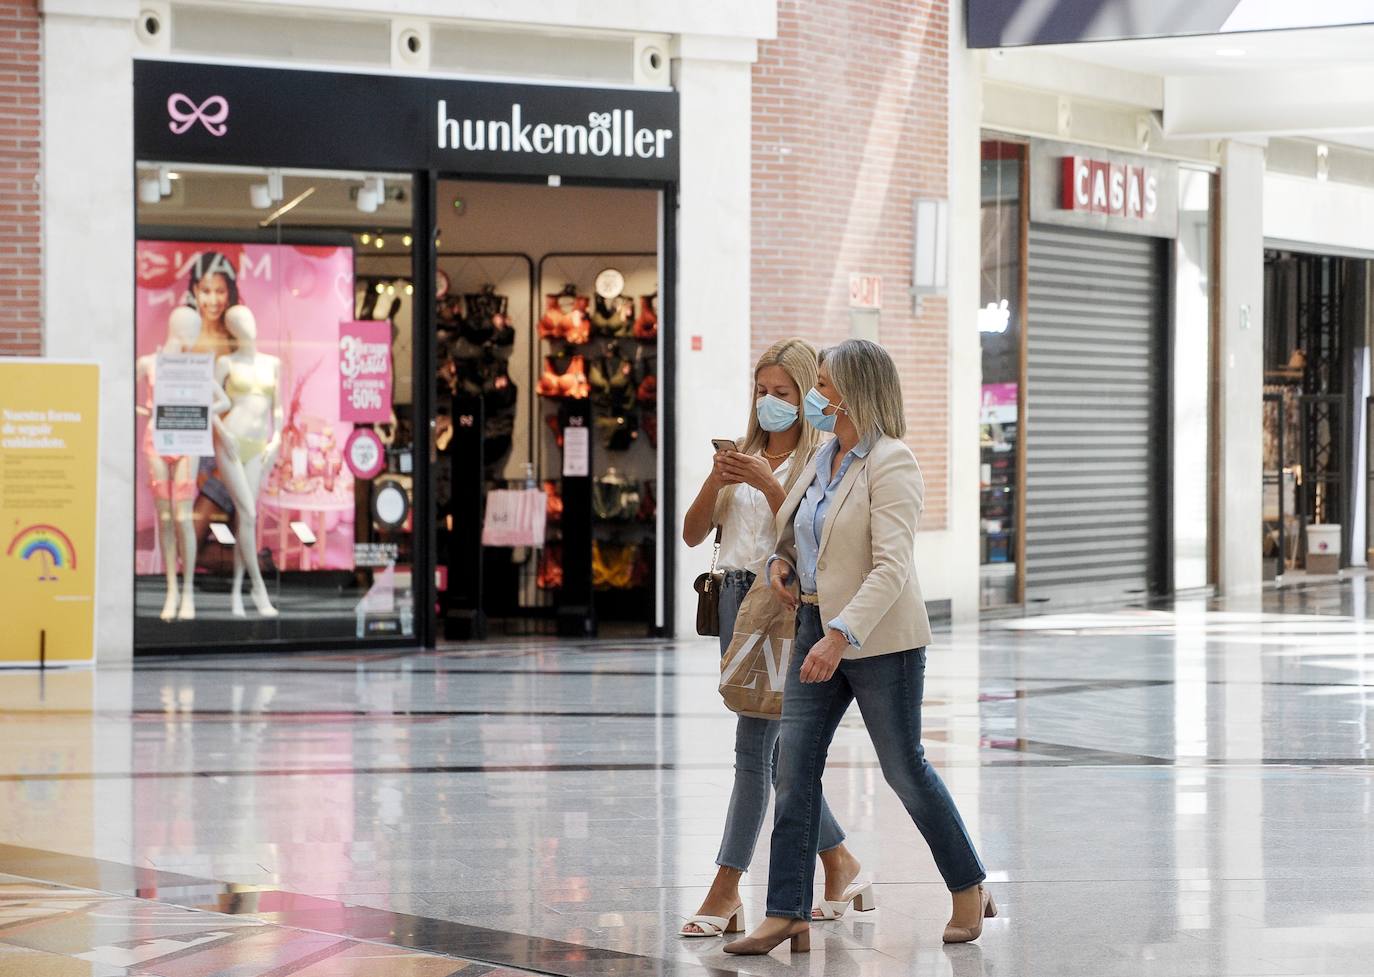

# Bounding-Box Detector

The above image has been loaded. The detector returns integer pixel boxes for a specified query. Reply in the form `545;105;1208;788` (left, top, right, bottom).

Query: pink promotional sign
339;320;392;423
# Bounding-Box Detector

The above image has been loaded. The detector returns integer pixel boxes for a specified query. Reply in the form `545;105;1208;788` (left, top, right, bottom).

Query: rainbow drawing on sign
6;525;77;582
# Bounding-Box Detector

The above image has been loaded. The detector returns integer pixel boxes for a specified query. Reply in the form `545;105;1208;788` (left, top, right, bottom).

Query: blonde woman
679;338;864;938
727;340;993;956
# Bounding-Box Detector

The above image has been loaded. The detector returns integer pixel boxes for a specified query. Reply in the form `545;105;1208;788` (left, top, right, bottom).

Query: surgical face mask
756;393;800;433
804;386;844;433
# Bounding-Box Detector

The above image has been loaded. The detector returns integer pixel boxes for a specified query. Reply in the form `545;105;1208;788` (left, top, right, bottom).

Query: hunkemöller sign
437;101;674;161
134;61;680;182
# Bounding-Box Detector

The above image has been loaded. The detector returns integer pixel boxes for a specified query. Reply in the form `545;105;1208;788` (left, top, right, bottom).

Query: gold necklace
762;445;794;462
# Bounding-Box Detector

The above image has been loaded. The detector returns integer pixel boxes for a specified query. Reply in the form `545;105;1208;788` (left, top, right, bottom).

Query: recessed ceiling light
1216;48;1246;57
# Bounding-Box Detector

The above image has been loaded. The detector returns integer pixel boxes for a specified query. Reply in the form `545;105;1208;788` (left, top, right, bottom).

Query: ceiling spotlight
360;232;371;244
356;186;379;213
375;283;385;294
370;176;386;201
402;234;413;247
374;237;385;249
386;284;396;295
138;178;162;205
249;183;272;209
157;167;172;196
404;284;414;296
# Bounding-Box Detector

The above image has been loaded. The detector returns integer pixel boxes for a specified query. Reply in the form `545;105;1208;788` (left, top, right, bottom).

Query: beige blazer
773;435;932;659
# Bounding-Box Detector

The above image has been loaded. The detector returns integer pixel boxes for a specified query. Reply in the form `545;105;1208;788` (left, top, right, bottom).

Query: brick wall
752;0;949;528
0;0;39;356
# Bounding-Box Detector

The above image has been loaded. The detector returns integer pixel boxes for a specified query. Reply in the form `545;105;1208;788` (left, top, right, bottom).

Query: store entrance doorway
1262;249;1371;576
431;179;664;641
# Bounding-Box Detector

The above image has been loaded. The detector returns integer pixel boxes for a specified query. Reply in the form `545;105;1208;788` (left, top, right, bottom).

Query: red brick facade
752;0;949;528
0;0;39;356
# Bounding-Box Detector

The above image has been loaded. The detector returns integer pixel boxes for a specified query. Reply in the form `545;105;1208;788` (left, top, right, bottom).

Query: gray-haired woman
726;339;994;955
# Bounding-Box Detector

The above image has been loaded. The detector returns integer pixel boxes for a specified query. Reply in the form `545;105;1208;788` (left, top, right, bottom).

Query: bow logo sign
167;93;229;137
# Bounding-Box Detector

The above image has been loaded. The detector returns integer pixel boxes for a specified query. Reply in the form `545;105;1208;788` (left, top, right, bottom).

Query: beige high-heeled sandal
943;885;997;944
723;921;810;955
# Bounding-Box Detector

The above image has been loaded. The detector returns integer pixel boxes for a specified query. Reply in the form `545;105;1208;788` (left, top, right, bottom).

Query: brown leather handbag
694;526;724;637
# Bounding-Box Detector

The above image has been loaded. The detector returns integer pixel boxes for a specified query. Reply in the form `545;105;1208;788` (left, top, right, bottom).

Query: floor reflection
1;578;1374;974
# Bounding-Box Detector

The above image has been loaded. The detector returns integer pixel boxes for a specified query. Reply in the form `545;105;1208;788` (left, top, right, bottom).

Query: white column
1216;140;1265;597
40;0;138;663
670;35;757;638
945;22;983;624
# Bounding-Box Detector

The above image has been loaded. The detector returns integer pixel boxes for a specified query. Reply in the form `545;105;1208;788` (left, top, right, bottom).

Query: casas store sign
1028;139;1178;239
1061;156;1157;220
135;61;680;182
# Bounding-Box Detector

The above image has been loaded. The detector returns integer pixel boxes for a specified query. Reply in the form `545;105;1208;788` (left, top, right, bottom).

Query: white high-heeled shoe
812;882;876;921
679;905;743;938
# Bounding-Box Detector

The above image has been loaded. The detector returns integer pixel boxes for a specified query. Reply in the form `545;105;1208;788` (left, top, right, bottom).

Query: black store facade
132;60;679;653
979;135;1209;609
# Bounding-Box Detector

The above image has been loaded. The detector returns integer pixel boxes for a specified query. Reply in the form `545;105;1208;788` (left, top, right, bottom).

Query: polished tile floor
2;578;1374;975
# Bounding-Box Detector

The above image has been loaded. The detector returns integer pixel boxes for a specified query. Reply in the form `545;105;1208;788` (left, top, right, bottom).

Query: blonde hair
820;339;907;441
720;338;821;517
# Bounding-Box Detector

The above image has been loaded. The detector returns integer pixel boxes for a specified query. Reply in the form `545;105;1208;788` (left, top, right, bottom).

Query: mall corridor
1;578;1372;976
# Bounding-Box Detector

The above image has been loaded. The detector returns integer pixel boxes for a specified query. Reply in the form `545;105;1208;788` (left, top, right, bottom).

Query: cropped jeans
715;569;845;871
766;604;986;919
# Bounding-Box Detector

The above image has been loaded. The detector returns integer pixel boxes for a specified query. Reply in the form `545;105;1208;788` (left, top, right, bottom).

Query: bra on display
538;289;591;345
537;544;564;590
591;294;636;338
634;293;658;341
590;346;637;414
593;472;641;521
636;480;657;523
537;354;590;400
592;541;638;590
544;480;563;523
595;413;638;452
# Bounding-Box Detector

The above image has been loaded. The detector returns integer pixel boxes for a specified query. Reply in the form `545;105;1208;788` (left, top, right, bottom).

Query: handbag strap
708;525;723;575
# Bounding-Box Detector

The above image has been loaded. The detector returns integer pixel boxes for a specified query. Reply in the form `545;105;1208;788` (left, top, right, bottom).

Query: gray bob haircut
820;339;907;441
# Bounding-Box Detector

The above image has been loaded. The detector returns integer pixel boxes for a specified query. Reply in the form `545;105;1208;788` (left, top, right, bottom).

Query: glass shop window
133;164;416;649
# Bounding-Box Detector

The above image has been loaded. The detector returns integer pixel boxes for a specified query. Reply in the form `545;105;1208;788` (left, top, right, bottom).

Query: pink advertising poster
980;382;1018;425
134;241;359;572
339;320;393;423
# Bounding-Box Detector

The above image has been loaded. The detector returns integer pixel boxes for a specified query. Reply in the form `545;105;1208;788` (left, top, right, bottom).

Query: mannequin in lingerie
216;304;283;618
136;306;231;621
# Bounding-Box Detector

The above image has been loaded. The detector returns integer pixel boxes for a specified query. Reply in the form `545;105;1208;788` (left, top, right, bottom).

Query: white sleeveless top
716;457;792;577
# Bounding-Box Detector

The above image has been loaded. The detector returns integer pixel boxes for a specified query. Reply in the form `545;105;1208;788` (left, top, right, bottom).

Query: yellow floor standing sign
0;360;100;665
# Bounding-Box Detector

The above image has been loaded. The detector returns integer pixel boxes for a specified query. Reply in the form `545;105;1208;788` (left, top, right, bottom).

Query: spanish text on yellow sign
0;360;100;665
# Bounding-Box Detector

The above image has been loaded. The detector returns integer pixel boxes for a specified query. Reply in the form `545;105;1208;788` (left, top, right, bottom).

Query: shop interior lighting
258;186;316;228
356;185;379;213
402;234;413;247
360;233;371;244
209;523;237;545
375;283;386;294
1317;144;1330;182
375;237;385;249
249;183;272;209
910;197;949;312
288;521;318;546
404;284;414;296
139;165;173;204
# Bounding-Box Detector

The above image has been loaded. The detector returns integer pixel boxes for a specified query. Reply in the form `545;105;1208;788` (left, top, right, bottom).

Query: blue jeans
716;570;845;871
766;604;986;919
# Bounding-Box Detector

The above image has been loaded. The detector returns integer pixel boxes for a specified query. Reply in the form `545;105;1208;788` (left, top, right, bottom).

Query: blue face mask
804;387;843;433
756;394;800;433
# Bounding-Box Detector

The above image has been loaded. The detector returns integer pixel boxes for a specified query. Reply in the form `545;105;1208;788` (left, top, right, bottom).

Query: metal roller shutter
1026;224;1165;604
